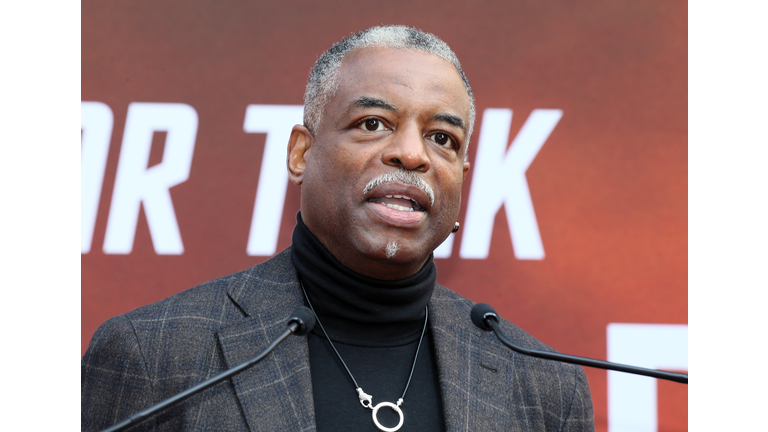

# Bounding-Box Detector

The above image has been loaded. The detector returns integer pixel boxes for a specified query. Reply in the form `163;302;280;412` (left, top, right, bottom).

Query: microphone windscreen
470;303;498;331
288;306;316;335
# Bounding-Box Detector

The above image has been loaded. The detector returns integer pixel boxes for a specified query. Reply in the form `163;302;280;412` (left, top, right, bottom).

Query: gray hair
304;25;475;143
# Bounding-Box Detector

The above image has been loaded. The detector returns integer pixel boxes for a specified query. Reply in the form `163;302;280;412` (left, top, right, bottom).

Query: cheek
437;165;466;200
309;157;364;213
307;146;348;186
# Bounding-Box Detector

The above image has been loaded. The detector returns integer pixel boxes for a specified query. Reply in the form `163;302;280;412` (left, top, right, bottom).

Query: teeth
383;203;413;212
385;194;417;205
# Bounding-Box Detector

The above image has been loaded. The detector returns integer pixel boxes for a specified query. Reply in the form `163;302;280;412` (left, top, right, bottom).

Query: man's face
289;46;471;280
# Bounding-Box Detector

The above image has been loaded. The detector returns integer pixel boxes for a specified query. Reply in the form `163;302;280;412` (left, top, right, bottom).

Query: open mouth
363;181;432;226
368;194;426;212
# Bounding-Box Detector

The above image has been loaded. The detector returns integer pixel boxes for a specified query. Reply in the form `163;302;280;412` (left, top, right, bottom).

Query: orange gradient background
82;1;687;430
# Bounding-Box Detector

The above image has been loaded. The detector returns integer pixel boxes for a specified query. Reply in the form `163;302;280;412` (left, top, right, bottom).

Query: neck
290;213;437;346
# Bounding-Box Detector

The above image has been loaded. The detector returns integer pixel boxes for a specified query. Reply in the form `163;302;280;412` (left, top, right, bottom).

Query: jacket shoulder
118;247;296;325
81;249;298;431
432;284;564;353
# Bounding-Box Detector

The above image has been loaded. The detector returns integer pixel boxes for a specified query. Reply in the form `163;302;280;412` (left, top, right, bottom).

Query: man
82;25;594;431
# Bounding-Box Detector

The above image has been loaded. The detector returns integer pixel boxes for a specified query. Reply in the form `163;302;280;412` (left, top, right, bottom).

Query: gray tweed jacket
81;248;594;431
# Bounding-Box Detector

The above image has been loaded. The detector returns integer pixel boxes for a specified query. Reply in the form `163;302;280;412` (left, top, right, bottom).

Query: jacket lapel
429;285;517;431
217;249;316;431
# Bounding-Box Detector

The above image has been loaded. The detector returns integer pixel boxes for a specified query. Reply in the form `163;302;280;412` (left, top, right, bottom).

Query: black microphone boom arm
471;303;687;384
99;306;316;432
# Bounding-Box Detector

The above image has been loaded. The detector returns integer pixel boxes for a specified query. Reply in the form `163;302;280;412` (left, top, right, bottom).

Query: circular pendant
371;401;404;432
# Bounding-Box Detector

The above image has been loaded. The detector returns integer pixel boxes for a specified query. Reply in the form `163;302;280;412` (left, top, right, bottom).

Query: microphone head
287;306;316;336
471;303;499;331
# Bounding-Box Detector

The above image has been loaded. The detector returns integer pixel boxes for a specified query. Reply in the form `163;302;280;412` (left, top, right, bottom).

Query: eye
429;132;455;147
359;118;387;132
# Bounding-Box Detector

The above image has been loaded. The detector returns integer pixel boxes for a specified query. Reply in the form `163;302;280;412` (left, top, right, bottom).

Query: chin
373;238;435;264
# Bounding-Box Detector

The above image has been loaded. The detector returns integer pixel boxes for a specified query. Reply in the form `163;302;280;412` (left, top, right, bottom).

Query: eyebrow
350;96;397;111
349;96;466;132
432;113;466;132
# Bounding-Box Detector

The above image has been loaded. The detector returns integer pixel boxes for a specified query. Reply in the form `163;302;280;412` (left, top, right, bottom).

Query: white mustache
362;168;435;206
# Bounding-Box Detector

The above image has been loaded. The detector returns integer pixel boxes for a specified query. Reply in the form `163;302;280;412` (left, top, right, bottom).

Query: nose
382;124;430;172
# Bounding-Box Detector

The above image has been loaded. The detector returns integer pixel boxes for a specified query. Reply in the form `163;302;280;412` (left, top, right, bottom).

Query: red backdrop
82;1;687;430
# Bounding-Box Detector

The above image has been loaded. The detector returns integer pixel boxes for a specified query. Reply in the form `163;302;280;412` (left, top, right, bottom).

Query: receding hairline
330;46;472;131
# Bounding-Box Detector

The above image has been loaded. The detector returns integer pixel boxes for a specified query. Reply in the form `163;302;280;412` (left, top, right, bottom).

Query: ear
462;160;470;181
287;125;314;185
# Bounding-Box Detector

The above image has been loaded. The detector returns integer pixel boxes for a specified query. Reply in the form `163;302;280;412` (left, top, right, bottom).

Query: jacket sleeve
81;315;156;432
561;366;595;431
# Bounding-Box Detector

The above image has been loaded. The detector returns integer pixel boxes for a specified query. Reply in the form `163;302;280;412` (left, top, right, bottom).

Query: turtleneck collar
290;213;437;347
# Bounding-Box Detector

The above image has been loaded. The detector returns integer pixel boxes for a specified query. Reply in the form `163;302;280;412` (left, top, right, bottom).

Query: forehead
327;46;471;122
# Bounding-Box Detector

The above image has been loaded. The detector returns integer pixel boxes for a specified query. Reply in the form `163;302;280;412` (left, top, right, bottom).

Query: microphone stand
100;307;316;432
474;304;687;384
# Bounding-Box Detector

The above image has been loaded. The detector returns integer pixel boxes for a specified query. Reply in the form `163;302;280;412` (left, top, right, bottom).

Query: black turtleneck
291;214;445;432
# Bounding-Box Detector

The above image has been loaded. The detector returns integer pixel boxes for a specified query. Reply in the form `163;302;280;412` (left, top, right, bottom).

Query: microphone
100;306;317;432
287;305;317;336
470;303;688;384
470;302;498;331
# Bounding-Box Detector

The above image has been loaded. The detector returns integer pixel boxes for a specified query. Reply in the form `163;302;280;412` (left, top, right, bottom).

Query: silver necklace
300;283;429;432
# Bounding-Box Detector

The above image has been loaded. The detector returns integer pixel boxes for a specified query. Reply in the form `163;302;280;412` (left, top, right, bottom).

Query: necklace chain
300;282;429;432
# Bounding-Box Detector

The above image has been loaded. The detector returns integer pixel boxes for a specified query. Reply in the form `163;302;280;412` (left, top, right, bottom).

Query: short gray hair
304;25;475;142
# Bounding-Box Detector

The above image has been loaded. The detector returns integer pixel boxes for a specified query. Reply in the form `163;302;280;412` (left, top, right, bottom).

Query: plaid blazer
82;248;594;431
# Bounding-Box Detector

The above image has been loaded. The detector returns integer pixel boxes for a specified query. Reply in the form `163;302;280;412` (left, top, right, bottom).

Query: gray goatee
385;241;399;259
